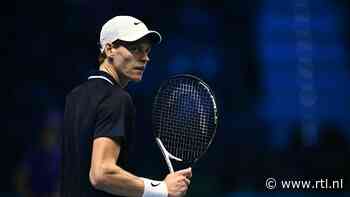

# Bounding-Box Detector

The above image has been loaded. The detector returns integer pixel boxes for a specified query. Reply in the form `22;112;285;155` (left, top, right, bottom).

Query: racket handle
166;156;174;173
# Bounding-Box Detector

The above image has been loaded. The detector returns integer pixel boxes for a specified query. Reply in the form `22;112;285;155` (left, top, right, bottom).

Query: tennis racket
152;74;218;173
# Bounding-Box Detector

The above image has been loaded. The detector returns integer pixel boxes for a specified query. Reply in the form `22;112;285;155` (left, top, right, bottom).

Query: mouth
134;66;145;71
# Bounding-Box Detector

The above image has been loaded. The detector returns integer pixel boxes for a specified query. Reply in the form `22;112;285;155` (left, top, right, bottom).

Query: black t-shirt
61;70;135;197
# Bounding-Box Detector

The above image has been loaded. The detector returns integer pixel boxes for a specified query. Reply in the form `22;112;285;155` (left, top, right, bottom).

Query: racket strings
153;78;215;161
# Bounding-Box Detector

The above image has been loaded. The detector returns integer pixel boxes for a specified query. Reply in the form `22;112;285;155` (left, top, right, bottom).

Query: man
61;15;192;197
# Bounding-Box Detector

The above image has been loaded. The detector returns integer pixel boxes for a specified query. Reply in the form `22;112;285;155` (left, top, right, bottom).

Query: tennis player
61;15;192;197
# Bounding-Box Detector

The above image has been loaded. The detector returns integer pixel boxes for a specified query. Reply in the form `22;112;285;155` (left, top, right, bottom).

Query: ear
104;43;114;58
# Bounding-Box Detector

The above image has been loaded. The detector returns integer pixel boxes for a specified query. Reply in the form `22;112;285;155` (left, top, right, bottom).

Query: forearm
90;163;144;197
89;138;167;196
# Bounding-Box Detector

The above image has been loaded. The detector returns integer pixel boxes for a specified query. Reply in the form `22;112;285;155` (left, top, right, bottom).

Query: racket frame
155;137;182;173
153;74;218;173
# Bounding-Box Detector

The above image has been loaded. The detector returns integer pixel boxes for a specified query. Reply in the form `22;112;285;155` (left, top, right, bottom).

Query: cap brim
143;31;162;45
119;30;162;44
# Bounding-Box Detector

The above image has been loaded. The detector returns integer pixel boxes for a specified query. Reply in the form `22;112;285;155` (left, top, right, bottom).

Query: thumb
175;167;192;177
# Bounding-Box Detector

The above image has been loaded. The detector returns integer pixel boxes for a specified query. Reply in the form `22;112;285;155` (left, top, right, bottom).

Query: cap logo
134;22;142;25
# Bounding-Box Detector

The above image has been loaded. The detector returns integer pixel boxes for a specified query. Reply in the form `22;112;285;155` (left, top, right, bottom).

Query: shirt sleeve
94;92;130;139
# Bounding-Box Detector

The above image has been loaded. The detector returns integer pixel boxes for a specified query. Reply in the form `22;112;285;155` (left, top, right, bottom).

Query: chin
131;75;143;82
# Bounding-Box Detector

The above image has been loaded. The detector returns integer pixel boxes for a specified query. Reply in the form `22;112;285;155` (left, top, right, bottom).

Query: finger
181;185;188;196
180;190;187;197
186;167;192;178
175;167;192;177
183;178;190;186
180;184;188;192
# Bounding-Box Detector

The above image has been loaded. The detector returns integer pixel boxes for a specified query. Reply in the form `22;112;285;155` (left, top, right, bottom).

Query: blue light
257;0;349;147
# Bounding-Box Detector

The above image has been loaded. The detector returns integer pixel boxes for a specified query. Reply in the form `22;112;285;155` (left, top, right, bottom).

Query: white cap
99;16;162;52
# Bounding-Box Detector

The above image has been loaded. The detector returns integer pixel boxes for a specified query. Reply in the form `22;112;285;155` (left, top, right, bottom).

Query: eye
127;45;140;53
129;46;137;51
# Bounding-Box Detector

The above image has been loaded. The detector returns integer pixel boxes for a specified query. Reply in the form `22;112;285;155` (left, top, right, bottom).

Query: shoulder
65;80;134;109
111;86;133;103
100;86;134;110
65;80;113;100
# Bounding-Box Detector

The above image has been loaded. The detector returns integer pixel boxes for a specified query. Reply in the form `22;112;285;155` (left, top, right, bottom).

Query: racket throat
155;137;182;173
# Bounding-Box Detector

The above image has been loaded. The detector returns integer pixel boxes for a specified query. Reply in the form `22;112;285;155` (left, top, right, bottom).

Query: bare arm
89;137;144;197
89;137;192;197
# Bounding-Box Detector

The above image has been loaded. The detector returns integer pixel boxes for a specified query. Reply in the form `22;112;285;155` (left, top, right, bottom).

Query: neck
99;62;128;88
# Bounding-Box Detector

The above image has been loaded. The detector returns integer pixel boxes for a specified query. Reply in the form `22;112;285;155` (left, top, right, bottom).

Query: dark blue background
8;0;350;196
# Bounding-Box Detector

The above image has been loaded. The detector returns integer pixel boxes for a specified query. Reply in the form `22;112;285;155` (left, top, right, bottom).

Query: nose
140;52;150;63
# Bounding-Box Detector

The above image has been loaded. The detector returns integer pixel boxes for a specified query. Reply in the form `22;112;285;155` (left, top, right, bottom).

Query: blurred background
9;0;350;196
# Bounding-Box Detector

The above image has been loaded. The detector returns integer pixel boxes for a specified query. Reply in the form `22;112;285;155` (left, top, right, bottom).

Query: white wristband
140;177;168;197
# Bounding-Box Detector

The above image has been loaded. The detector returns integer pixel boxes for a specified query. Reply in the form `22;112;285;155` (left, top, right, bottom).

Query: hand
164;168;192;197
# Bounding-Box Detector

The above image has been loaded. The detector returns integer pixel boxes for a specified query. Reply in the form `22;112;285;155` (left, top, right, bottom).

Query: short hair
98;41;119;65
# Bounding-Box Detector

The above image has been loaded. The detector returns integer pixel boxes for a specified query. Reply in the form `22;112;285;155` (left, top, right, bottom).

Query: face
107;38;152;83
